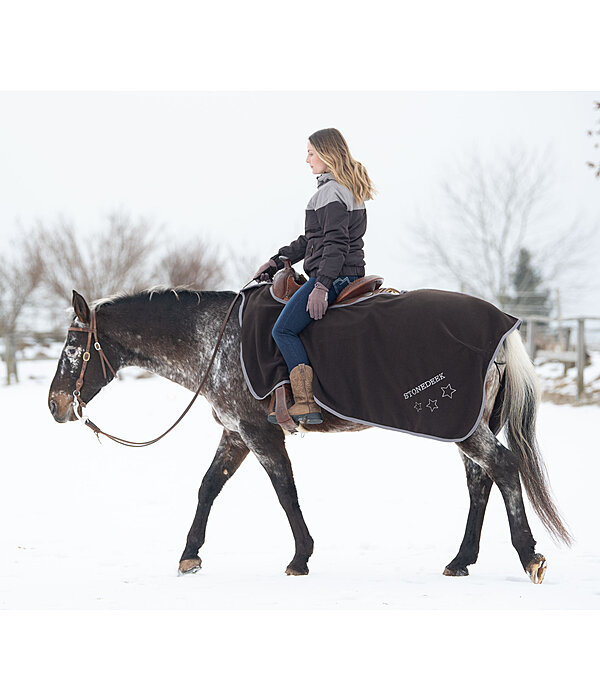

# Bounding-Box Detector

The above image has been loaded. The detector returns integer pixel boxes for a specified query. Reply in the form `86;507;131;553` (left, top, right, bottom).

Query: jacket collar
316;171;335;187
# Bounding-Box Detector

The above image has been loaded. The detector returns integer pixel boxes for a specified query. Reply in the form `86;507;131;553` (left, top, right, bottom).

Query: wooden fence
522;315;600;402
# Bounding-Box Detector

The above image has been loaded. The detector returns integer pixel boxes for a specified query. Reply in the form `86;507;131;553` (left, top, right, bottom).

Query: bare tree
153;239;265;292
409;146;597;308
153;238;227;289
586;100;600;179
36;210;158;303
224;243;262;289
0;237;43;384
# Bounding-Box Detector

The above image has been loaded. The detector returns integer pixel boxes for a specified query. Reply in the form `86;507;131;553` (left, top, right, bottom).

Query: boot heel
304;412;323;425
292;411;322;425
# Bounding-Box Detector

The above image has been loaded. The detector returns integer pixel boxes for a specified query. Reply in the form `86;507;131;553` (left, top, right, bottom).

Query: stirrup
267;385;298;433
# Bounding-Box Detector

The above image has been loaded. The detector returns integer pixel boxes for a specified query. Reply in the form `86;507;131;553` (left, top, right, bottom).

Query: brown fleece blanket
239;284;520;442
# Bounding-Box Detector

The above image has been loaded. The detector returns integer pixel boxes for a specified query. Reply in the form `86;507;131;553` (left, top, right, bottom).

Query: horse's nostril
49;399;58;416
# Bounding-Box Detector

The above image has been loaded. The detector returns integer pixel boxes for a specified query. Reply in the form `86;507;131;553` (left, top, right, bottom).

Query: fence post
5;333;19;385
576;318;585;402
526;320;537;360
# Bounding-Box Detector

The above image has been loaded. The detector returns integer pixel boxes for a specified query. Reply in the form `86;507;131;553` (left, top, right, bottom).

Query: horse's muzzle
48;392;77;423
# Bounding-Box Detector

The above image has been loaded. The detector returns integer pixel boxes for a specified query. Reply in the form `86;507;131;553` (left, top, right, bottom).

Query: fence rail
522;315;600;402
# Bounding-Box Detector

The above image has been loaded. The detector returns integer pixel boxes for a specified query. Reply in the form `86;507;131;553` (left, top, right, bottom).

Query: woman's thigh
273;277;317;336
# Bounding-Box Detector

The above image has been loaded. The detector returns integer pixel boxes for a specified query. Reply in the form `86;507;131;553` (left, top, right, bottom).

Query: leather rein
67;289;244;447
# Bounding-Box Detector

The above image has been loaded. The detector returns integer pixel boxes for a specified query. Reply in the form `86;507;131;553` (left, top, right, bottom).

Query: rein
68;286;246;447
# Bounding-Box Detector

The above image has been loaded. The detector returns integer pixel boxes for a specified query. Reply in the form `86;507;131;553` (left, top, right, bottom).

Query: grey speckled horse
48;289;572;584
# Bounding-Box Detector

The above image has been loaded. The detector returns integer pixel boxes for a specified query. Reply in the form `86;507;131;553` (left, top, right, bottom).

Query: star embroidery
441;384;456;399
414;402;422;412
426;399;438;412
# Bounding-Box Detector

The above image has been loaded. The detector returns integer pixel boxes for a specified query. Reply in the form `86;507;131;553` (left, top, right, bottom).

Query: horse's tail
500;330;573;546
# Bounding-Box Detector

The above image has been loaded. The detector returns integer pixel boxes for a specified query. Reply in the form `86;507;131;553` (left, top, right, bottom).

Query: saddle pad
239;284;521;442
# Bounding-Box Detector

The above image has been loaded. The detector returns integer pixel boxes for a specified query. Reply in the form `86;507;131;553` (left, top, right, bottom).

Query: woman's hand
253;259;277;281
306;282;329;320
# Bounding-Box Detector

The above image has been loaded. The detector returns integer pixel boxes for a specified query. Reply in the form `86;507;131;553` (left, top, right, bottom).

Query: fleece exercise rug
239;283;521;442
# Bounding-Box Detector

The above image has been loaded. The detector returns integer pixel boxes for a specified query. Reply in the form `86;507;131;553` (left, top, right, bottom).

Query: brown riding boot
288;364;323;424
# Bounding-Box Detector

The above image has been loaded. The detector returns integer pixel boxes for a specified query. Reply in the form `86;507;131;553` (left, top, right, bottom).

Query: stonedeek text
403;372;446;400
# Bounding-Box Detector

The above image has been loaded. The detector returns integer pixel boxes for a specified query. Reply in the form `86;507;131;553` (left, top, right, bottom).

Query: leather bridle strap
69;290;243;448
69;308;118;403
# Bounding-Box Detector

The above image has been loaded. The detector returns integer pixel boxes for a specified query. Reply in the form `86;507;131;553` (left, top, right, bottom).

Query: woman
253;127;375;424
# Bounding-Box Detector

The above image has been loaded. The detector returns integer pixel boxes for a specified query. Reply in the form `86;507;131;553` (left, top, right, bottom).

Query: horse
48;287;572;584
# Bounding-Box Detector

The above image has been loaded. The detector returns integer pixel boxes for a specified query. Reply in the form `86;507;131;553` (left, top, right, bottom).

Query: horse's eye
65;346;78;357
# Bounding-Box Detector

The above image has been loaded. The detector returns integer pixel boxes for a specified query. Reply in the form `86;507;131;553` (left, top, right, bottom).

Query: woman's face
306;141;328;174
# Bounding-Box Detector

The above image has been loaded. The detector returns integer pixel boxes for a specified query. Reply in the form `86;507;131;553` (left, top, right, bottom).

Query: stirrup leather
268;384;297;433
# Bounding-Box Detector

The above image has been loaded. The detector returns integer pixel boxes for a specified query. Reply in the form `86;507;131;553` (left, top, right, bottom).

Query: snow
536;348;600;402
2;358;599;612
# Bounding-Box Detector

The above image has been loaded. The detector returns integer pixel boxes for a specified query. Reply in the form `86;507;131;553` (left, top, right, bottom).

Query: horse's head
48;291;120;423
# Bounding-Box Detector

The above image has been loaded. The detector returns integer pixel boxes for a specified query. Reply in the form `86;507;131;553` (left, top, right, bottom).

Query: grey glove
306;281;329;320
253;259;277;282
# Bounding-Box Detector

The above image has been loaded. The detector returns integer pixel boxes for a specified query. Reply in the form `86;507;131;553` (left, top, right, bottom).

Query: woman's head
306;128;375;203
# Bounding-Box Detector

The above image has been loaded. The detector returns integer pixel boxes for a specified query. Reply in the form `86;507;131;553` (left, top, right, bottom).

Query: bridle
66;287;245;447
68;307;117;419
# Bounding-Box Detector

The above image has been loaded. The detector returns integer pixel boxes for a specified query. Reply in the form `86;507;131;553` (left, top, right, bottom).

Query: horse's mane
91;286;232;311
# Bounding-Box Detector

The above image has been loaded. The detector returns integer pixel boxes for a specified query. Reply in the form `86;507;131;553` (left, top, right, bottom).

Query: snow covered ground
1;357;598;611
536;349;600;403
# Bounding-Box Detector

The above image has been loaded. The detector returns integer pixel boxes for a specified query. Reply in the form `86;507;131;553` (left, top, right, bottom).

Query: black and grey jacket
271;171;367;289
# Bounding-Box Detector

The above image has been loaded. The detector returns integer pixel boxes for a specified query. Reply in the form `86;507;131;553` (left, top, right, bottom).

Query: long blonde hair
308;128;375;204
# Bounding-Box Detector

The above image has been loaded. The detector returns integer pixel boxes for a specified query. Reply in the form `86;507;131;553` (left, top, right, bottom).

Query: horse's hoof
525;553;547;584
178;558;202;576
443;566;469;577
285;563;309;576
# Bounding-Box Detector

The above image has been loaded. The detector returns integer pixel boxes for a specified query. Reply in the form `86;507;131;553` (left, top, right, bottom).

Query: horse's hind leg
443;453;493;577
445;366;499;578
179;429;249;574
458;423;546;583
239;421;314;575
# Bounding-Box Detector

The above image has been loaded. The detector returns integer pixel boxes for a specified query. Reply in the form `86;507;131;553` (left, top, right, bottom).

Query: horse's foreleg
458;424;546;583
239;422;314;575
178;429;249;575
443;452;494;577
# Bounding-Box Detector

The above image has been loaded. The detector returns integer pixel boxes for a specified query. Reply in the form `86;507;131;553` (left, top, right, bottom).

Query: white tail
499;331;572;545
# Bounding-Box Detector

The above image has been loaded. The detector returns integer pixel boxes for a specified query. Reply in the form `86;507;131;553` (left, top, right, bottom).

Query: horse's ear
72;290;90;324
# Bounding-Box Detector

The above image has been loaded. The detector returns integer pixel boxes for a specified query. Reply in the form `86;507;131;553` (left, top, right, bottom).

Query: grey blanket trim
238;286;290;401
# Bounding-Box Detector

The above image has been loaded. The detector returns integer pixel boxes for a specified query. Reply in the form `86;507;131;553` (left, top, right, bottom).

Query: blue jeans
272;276;358;372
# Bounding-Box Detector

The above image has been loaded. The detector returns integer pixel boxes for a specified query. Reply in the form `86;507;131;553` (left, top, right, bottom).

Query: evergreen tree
509;247;551;316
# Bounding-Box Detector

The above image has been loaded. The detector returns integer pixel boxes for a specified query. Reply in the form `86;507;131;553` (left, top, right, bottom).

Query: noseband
68;308;117;418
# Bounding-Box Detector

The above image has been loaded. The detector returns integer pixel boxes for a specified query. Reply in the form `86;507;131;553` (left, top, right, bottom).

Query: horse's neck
102;292;239;390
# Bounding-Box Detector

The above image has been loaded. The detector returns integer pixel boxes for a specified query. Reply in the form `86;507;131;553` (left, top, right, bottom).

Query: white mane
90;286;202;310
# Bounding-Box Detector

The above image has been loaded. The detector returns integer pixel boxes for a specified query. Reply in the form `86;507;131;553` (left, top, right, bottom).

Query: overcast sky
1;91;598;315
